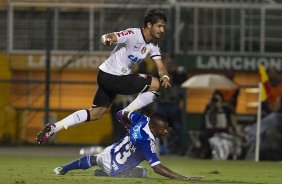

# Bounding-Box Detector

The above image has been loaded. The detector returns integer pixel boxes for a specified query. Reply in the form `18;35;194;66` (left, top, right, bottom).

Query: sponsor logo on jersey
131;123;142;144
128;55;142;63
141;47;147;54
116;29;134;37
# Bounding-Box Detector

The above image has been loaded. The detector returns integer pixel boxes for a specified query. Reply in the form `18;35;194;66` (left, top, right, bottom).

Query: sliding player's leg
54;145;113;176
53;155;97;175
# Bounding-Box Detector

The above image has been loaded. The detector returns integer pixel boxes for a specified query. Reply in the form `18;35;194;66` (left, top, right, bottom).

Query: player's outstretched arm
101;33;117;46
152;163;203;181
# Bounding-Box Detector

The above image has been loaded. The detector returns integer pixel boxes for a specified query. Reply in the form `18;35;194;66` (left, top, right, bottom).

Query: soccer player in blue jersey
53;111;203;180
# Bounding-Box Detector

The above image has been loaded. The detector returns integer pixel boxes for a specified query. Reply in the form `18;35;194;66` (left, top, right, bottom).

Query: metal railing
2;0;282;56
174;2;282;55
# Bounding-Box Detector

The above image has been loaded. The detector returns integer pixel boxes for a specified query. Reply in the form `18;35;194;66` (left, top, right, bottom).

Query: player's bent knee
88;106;108;121
149;77;160;91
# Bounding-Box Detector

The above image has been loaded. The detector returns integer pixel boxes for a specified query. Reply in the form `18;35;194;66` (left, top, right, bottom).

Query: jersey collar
140;28;151;44
143;122;155;141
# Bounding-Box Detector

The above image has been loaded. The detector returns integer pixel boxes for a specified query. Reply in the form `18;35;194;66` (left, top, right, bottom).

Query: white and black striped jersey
99;28;162;75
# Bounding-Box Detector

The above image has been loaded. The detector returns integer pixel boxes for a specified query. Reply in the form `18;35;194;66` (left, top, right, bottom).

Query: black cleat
36;123;55;144
116;110;131;129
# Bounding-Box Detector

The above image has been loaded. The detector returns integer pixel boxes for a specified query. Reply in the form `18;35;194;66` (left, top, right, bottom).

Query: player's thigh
110;73;153;95
148;77;160;91
93;86;116;108
99;74;152;95
96;145;113;176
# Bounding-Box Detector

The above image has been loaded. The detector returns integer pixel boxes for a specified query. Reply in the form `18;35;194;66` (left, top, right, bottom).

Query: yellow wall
0;53;113;144
22;111;113;144
12;69;113;144
56;112;113;144
0;53;17;143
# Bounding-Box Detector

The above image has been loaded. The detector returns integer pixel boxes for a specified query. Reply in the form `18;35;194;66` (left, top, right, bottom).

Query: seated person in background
200;90;242;159
245;91;282;161
261;66;282;117
53;111;203;181
204;91;238;135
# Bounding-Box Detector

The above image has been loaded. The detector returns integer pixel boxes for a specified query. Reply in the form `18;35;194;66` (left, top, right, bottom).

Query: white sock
123;91;158;112
54;110;89;132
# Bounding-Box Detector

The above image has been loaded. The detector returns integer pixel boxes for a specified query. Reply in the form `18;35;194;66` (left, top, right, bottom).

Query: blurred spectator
269;67;282;87
267;67;282;112
199;90;242;160
260;66;282;116
155;54;188;155
245;91;282;160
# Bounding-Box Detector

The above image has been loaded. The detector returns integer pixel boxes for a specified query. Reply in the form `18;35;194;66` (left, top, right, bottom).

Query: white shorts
95;145;148;178
95;145;113;176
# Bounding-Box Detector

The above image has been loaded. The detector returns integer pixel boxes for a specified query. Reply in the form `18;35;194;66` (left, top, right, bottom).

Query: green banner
176;54;282;72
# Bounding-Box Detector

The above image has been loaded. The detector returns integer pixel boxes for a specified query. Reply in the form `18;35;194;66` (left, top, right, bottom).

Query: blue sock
61;155;94;173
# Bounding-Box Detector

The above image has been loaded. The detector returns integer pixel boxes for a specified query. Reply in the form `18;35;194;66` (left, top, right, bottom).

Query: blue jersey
110;112;160;176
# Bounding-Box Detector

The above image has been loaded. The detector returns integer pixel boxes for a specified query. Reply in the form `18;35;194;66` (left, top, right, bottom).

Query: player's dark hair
144;9;167;28
150;113;168;126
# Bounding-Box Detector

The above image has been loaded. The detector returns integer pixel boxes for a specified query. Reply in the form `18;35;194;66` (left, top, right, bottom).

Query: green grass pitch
1;154;282;184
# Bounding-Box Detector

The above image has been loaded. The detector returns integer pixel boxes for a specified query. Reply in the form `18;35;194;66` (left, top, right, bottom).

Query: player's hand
101;35;113;46
184;175;204;181
104;37;112;46
160;75;171;88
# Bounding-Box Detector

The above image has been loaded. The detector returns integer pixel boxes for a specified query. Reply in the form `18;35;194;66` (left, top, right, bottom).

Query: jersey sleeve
128;112;149;127
149;44;161;60
140;139;160;167
114;28;136;43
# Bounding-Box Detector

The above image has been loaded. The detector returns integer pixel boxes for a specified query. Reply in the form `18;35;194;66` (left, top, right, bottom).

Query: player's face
155;120;169;139
149;20;166;39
